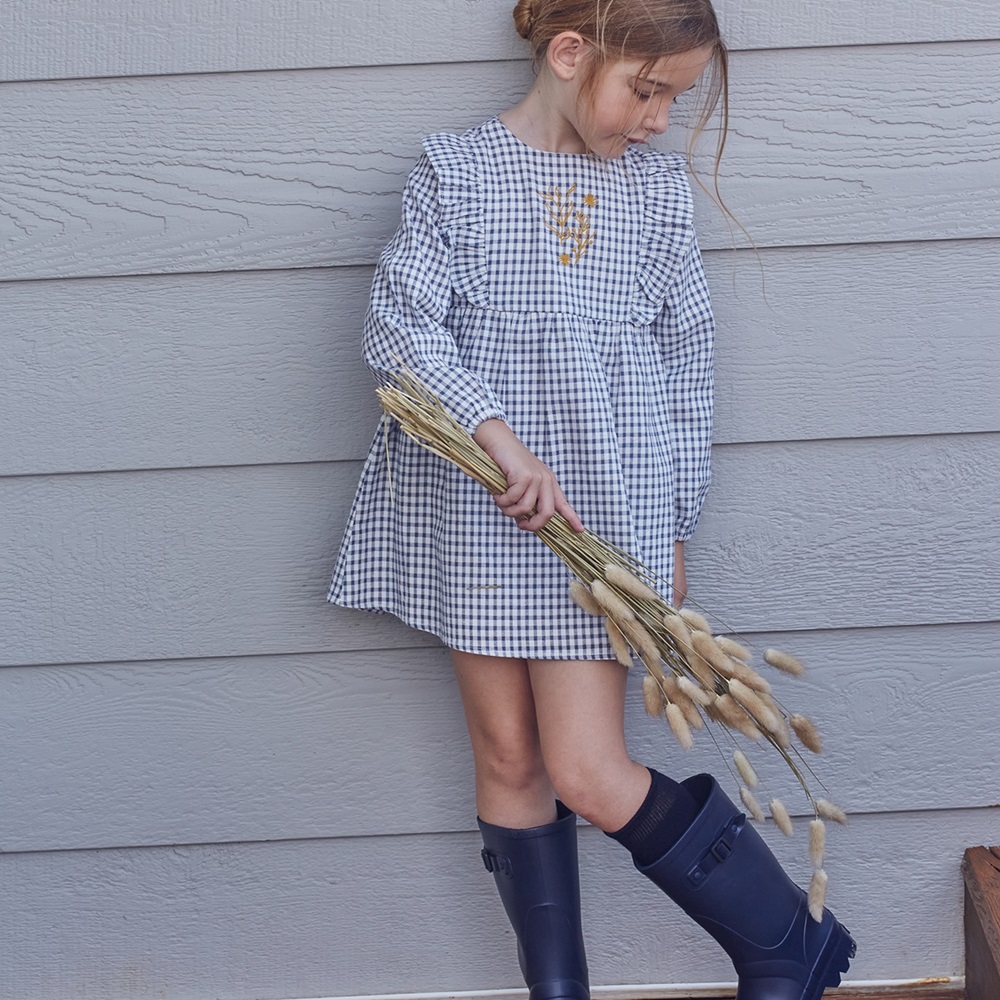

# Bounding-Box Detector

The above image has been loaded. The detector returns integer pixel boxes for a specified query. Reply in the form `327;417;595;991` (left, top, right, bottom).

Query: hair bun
512;0;534;39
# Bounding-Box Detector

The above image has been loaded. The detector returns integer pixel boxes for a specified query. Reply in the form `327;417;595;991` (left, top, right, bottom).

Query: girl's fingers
497;474;539;519
490;454;583;533
519;479;556;531
495;480;527;510
554;491;585;533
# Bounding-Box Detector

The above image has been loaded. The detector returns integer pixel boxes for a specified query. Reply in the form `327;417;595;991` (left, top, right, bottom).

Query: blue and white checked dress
328;116;714;659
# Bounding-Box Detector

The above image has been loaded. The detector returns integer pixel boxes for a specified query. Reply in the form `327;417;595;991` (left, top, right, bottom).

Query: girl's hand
474;419;585;533
672;540;687;608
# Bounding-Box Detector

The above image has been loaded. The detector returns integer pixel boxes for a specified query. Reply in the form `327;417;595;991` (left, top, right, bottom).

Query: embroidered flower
539;184;596;265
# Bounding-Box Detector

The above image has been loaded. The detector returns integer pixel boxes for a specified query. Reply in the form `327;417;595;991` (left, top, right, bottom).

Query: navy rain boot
478;803;590;1000
636;774;855;1000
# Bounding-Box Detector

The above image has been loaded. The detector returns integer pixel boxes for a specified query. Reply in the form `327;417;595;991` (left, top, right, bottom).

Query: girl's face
576;46;714;159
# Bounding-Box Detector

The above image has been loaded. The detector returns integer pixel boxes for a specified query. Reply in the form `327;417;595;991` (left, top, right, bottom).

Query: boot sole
804;921;856;1000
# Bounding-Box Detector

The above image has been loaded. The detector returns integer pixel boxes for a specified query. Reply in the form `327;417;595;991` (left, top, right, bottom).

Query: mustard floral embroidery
539;184;597;265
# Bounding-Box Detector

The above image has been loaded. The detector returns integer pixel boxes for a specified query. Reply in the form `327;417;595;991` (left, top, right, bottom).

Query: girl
329;1;855;997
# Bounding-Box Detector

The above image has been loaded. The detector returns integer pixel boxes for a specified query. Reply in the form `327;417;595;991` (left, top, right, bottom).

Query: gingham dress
328;116;714;659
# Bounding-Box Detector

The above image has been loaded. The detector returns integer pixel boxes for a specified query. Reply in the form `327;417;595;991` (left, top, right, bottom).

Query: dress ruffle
422;133;489;308
631;149;696;326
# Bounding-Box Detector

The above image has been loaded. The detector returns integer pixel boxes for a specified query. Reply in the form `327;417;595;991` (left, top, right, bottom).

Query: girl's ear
546;31;592;81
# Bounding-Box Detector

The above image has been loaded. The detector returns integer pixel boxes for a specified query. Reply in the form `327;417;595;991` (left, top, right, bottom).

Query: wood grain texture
1;807;994;998
1;42;997;281
2;3;993;999
0;622;996;853
3;0;998;83
1;433;997;669
963;847;1000;1000
0;267;379;475
3;238;999;476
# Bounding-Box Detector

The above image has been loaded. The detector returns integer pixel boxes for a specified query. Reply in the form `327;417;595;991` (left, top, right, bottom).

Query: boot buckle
711;838;732;863
686;816;744;887
481;848;513;877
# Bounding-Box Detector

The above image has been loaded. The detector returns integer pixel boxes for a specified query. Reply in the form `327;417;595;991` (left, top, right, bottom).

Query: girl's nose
644;101;671;135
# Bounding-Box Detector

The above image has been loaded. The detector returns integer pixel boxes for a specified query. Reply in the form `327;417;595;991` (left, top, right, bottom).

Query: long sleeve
653;232;715;541
362;154;507;435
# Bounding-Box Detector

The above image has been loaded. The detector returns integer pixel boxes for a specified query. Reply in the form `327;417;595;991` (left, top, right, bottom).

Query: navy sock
606;768;700;866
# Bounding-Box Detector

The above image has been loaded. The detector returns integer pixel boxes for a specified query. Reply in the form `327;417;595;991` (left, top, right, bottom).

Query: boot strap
686;814;744;887
481;848;513;877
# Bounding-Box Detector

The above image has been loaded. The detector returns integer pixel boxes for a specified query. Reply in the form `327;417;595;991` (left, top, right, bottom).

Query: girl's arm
364;155;582;533
655;233;715;544
362;155;507;437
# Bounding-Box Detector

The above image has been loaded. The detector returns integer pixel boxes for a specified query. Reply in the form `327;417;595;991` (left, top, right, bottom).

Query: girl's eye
632;89;653;102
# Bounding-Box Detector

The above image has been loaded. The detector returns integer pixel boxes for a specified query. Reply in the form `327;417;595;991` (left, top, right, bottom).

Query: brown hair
512;0;729;194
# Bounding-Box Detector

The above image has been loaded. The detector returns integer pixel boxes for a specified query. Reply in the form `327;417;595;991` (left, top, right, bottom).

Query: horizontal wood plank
1;807;992;998
2;238;998;476
3;0;998;83
1;43;997;281
0;622;996;852
0;434;997;668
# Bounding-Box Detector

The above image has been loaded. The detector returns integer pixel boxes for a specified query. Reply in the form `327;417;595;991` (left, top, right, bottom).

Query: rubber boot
636;774;855;1000
478;803;590;1000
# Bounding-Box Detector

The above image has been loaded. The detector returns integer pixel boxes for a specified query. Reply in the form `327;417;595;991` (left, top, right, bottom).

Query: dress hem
327;595;620;662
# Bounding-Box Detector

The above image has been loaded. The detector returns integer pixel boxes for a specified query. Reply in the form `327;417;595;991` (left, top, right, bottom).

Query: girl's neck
499;78;587;155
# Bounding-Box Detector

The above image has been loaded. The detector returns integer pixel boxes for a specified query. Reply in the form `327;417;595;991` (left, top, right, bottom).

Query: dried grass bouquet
378;369;846;919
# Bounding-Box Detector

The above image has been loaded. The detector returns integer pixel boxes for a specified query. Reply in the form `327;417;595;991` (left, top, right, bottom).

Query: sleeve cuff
374;363;507;437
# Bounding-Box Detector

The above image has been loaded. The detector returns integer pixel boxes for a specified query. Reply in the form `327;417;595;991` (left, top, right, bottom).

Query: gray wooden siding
4;808;998;999
1;623;997;854
3;242;999;478
4;0;1000;82
3;44;999;282
1;2;998;998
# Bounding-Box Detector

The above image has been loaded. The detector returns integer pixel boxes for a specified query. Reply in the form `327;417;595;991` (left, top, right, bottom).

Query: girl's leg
525;657;655;830
525;660;855;1000
527;658;700;862
451;650;554;827
452;649;589;1000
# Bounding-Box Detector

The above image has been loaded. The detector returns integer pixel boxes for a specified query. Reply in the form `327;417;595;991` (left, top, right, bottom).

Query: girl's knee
474;734;547;795
546;759;618;821
546;755;649;829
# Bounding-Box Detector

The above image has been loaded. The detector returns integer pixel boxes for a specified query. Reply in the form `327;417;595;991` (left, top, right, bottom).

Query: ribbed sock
606;768;700;866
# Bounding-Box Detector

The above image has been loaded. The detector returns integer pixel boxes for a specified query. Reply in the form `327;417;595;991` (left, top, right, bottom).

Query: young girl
329;0;855;997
